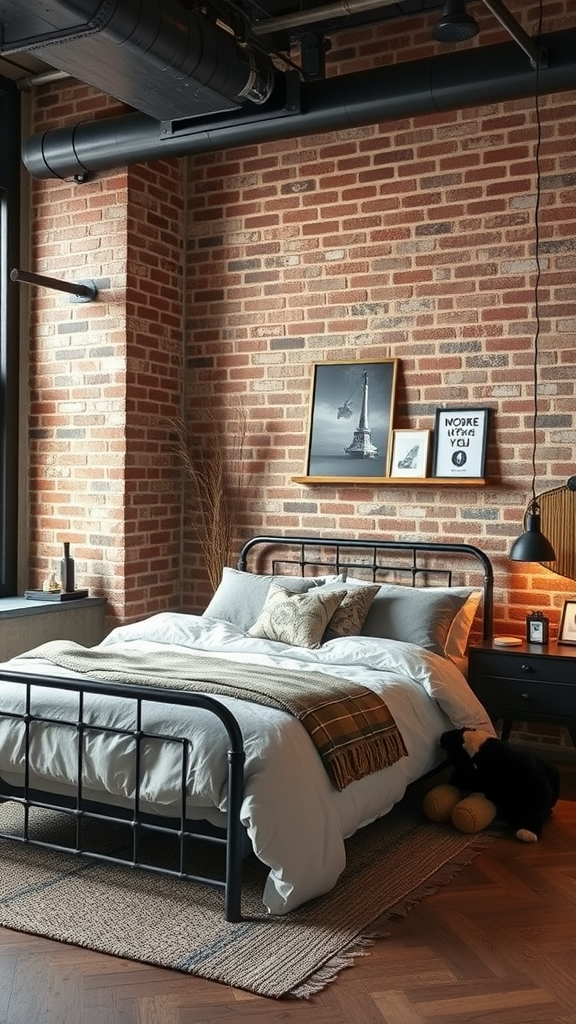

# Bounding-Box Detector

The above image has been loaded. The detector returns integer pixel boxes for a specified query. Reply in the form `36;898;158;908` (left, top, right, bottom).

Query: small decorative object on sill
25;589;89;602
42;571;61;593
526;611;549;645
60;541;75;593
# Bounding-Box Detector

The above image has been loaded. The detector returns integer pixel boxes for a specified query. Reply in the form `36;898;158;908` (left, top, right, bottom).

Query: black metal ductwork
22;29;576;181
1;0;275;121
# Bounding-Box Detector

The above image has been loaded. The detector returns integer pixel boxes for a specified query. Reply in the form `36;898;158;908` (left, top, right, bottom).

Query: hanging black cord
529;0;544;512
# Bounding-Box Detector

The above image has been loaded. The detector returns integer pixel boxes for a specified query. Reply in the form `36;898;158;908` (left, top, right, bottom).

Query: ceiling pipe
255;0;542;69
17;69;72;91
252;0;400;36
21;28;576;181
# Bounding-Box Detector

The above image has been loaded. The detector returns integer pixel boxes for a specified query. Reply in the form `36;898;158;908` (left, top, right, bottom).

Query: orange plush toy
423;782;497;834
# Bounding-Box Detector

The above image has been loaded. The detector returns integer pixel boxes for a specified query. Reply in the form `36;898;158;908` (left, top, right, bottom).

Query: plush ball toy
423;727;560;843
423;783;498;834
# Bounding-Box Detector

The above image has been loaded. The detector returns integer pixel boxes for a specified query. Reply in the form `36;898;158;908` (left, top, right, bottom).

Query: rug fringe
372;830;498;924
289;829;499;999
289;936;376;999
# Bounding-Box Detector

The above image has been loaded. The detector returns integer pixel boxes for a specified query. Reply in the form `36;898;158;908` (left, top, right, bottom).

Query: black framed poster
432;408;489;479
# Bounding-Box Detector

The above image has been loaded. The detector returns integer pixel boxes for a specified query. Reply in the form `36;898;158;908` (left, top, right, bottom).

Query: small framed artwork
390;429;431;479
432;407;489;479
302;359;399;482
557;600;576;646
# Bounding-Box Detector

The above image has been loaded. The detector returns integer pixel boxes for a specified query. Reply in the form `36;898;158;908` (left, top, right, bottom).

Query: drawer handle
521;664;533;673
521;692;530;700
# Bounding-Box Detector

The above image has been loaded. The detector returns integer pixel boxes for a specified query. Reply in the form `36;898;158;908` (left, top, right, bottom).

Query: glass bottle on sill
60;542;75;593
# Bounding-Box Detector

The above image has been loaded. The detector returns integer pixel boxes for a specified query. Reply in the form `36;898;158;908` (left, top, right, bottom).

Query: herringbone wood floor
1;764;575;1024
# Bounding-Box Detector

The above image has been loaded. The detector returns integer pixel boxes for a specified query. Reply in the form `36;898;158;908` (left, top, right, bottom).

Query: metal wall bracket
480;0;548;69
10;268;98;302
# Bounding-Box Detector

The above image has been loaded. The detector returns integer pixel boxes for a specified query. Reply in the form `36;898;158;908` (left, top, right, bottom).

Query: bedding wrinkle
16;641;408;793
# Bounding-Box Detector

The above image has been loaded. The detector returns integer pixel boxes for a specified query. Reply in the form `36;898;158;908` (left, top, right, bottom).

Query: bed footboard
0;670;246;922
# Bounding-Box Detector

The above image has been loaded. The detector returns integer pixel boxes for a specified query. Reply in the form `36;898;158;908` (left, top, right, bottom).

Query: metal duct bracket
480;0;548;69
10;268;98;302
160;71;302;140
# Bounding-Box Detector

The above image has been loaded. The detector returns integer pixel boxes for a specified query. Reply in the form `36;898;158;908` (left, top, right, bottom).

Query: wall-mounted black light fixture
510;501;556;562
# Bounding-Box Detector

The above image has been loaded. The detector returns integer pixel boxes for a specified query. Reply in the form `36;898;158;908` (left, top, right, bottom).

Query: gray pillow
202;567;322;633
350;581;472;656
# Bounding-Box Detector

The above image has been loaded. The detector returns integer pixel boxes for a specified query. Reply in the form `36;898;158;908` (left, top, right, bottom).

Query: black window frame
0;76;20;596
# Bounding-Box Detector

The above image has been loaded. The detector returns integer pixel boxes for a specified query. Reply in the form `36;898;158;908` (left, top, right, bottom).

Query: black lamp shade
432;1;479;42
509;507;556;562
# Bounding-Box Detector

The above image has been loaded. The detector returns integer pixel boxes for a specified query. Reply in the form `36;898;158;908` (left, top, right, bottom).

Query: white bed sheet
0;612;493;914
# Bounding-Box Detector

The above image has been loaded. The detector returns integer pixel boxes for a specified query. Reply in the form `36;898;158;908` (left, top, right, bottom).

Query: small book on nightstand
25;589;89;602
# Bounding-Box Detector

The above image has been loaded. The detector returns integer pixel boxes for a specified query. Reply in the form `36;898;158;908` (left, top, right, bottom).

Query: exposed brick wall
122;163;185;621
28;90;184;627
26;1;576;749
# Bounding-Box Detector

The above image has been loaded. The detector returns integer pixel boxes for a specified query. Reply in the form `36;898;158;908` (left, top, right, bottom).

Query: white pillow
202;567;346;633
202;568;315;632
445;590;483;662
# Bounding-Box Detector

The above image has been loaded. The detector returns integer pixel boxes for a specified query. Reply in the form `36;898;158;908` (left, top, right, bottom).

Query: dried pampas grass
169;402;249;592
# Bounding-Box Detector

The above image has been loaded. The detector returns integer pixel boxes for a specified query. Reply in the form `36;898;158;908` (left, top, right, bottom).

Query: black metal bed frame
0;535;494;922
239;535;494;640
0;672;247;921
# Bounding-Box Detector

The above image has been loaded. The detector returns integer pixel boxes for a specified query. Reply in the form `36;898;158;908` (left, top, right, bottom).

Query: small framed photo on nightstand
558;600;576;645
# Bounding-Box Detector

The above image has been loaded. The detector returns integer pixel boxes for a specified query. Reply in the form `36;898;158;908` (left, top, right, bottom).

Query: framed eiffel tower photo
302;359;398;482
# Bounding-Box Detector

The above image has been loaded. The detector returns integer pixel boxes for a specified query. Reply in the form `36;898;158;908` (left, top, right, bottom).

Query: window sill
0;596;106;619
0;597;107;660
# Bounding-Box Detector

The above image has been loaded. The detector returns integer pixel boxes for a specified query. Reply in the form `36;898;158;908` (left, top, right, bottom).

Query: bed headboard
238;535;494;641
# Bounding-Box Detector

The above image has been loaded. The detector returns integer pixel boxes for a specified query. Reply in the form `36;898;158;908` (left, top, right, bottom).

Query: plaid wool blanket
17;641;408;791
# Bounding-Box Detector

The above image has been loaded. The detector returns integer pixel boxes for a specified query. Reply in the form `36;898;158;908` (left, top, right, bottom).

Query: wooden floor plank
0;774;574;1024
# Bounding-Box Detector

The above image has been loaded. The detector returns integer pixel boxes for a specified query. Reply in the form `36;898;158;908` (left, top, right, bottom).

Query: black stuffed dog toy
423;727;560;842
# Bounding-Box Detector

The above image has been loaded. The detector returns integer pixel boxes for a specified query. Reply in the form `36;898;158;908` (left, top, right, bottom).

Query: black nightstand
468;640;576;747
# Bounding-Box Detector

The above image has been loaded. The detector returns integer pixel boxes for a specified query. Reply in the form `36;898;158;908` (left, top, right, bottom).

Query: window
0;77;20;596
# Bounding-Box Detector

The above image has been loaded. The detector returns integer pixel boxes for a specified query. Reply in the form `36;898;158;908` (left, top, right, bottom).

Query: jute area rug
0;791;496;999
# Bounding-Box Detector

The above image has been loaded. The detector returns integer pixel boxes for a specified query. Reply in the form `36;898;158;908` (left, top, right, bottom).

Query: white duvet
0;612;493;914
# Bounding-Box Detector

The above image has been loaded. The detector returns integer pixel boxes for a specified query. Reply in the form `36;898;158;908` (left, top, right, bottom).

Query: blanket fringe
327;730;408;791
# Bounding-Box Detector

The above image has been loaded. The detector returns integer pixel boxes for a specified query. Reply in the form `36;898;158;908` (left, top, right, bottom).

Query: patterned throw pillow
247;584;346;648
323;584;381;640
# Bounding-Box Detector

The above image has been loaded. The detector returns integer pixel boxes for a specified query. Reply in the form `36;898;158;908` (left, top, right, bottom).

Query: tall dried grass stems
169;403;249;592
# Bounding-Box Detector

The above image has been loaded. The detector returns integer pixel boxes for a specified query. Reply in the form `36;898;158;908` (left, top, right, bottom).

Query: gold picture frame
301;359;399;483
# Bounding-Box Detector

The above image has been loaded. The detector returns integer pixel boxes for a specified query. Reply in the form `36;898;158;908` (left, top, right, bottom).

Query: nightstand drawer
474;676;575;719
472;651;576;686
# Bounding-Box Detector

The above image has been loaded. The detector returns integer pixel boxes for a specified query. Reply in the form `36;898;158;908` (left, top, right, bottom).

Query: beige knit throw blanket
17;641;408;792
